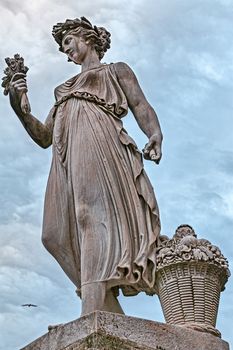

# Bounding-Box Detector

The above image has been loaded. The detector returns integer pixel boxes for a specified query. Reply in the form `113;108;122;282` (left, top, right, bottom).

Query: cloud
0;221;80;349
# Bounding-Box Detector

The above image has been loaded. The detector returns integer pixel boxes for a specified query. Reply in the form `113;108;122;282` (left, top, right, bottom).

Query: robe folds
42;63;160;297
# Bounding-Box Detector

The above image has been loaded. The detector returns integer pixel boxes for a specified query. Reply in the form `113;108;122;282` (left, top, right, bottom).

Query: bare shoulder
112;62;146;108
112;62;137;82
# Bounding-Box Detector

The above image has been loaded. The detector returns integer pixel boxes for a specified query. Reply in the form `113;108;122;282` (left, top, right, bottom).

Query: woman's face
62;34;90;65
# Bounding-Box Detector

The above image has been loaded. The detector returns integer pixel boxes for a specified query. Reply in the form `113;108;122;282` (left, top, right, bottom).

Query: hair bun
97;27;111;58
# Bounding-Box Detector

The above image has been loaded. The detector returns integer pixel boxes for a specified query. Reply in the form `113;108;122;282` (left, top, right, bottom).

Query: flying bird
21;304;38;307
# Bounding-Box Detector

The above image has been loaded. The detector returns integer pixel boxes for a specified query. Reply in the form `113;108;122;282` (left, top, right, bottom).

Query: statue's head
52;17;111;62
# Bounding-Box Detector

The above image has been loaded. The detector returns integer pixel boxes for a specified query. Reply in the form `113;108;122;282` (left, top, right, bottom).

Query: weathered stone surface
4;16;163;317
21;311;229;350
156;225;231;338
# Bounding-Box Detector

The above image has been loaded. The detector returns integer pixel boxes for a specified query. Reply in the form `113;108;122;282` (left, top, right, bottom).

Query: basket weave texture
156;225;230;337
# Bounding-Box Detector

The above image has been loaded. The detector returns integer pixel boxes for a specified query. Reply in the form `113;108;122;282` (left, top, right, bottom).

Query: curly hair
52;17;111;60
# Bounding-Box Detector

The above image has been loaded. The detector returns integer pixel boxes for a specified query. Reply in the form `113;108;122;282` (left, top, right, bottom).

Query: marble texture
21;311;229;350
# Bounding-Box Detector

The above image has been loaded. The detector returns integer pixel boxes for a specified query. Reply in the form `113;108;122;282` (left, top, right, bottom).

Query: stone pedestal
21;311;229;350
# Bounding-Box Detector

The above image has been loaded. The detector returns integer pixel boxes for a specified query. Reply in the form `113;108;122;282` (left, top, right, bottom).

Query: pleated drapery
42;64;160;296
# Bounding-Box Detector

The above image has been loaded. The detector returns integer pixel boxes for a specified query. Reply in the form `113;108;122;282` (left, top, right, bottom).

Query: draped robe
42;63;160;296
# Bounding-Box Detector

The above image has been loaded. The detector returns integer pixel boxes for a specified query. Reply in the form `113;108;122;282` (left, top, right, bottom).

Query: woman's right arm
9;73;54;149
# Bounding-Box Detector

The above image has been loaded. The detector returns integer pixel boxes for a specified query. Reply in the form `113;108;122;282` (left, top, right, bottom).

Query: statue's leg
77;200;124;316
105;287;124;314
81;282;124;316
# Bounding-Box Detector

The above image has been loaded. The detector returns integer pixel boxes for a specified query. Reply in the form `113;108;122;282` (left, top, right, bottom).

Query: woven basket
156;261;228;337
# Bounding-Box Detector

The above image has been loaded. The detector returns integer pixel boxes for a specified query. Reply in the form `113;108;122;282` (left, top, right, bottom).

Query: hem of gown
76;275;158;299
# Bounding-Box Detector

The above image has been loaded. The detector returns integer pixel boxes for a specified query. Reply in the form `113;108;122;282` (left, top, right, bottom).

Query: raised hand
9;72;30;115
2;54;31;115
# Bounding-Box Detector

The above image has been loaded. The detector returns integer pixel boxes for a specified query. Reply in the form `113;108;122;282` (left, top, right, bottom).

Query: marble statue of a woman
8;17;163;316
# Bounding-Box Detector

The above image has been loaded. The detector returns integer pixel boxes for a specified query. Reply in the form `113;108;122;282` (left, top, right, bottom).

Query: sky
0;0;232;349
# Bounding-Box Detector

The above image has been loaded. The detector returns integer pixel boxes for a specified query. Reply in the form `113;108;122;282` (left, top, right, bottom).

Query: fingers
10;72;26;82
150;149;162;164
154;144;162;163
149;149;157;161
11;78;27;87
143;133;163;164
142;139;154;157
10;78;28;94
143;145;162;164
12;83;27;91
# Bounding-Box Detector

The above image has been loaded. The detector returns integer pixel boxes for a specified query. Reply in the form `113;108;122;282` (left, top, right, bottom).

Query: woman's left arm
114;62;163;164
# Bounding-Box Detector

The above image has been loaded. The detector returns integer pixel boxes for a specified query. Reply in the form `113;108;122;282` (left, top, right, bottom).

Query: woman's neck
81;50;101;72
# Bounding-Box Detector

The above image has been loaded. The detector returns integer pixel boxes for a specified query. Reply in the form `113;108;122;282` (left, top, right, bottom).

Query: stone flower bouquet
156;225;230;337
2;53;31;114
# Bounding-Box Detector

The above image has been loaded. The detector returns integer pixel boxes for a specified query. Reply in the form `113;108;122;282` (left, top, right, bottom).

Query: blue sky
0;0;232;349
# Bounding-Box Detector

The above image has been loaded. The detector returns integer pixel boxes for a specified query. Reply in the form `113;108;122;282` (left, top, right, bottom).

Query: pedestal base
21;311;229;350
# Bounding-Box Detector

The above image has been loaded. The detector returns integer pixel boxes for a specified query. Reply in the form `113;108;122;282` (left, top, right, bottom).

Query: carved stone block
21;311;229;350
